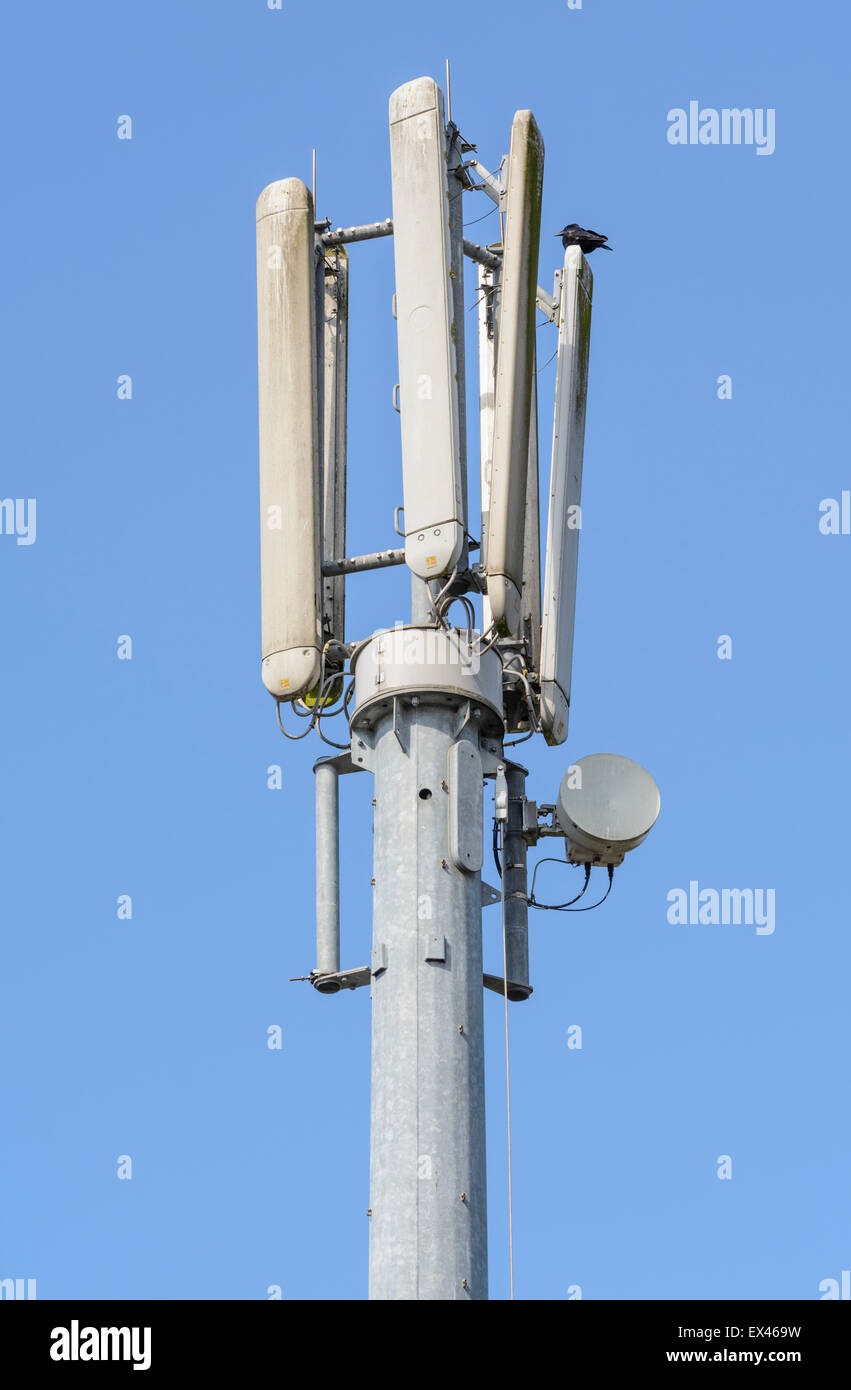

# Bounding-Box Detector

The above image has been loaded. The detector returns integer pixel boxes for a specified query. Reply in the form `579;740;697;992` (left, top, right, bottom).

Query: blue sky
1;0;849;1300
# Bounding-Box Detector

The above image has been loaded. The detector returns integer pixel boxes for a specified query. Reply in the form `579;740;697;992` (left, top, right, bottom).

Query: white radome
557;753;661;865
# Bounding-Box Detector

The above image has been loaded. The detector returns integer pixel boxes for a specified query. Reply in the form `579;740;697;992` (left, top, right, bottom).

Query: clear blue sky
1;0;849;1300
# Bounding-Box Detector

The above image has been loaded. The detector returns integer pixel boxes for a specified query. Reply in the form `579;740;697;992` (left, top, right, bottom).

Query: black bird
556;223;612;255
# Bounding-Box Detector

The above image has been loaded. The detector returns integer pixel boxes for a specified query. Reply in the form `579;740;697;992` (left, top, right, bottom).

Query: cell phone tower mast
256;76;660;1301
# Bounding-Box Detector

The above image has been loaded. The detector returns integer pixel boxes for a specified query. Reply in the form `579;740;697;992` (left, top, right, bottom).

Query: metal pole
368;698;488;1300
314;761;340;977
322;547;405;577
410;575;437;623
503;764;531;997
321;219;393;247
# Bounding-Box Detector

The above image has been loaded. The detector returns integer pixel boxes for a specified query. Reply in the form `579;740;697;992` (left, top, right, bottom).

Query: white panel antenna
539;245;594;744
256;178;323;700
521;357;542;675
486;110;544;637
389;77;464;580
477;259;499;634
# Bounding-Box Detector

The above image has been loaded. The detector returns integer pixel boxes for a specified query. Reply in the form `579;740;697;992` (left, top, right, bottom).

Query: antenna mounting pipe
321;220;394;247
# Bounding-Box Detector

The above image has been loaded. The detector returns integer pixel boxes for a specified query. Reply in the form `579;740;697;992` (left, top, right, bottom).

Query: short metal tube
321;219;393;247
503;764;530;998
322;547;406;577
463;238;502;271
314;761;341;978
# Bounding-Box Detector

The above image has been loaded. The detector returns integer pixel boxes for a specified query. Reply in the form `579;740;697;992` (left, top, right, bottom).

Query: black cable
463;203;498;229
562;864;615;912
529;862;591;910
492;821;502;880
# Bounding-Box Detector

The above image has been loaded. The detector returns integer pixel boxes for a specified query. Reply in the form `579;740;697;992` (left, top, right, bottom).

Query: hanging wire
275;698;317;740
529;860;591;910
442;594;476;646
312;657;354;750
474;626;502;657
536;345;559;374
563;865;615;911
463;203;498;229
528;862;616;913
314;680;351;750
274;642;351;745
429;567;460;627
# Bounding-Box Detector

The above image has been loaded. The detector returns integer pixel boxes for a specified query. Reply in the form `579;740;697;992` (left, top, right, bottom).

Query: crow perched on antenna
556;224;612;254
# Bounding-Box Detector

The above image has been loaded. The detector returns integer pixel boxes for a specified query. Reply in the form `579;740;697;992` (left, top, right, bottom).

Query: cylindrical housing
557;753;661;865
350;626;504;739
256;178;323;700
389;77;465;579
314;761;341;982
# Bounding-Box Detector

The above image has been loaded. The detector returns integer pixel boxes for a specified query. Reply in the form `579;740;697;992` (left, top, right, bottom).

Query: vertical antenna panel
389;77;464;580
539;246;593;744
446;127;469;575
256;178;323;700
486;111;544;636
477;261;499;634
521;357;542;676
322;246;349;643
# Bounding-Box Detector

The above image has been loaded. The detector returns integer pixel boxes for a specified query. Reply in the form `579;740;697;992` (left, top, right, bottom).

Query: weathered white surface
540;246;593;744
557;754;661;865
389;77;464;580
256;178;323;700
477;261;498;634
486;110;544;636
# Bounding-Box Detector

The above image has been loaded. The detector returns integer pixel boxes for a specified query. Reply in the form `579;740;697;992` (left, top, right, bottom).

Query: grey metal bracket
483;973;533;1002
392;696;408;755
313;749;364;778
479;740;505;777
310;965;371;995
535;803;564;839
351;728;376;773
452;699;480;745
481;881;501;907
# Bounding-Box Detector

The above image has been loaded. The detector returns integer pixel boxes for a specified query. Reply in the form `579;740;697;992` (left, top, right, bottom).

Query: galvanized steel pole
367;699;488;1300
349;625;504;1300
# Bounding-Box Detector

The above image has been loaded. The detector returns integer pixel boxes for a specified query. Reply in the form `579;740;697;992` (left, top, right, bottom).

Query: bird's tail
600;244;613;251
